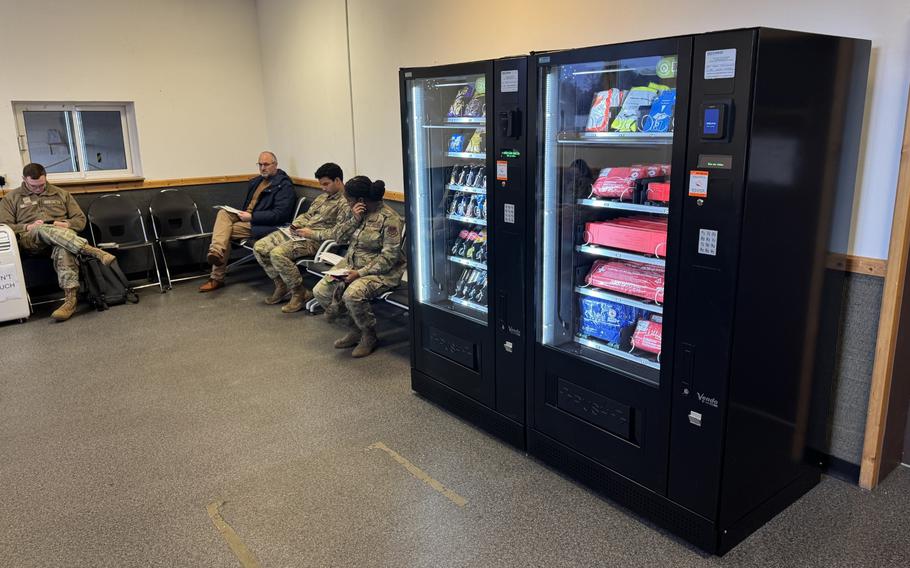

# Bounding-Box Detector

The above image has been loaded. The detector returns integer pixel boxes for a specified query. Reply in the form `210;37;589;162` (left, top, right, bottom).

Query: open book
213;205;244;215
323;268;350;278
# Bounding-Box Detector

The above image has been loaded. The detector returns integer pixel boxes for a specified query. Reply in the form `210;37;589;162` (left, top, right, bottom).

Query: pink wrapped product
632;318;662;354
585;259;665;303
583;216;668;257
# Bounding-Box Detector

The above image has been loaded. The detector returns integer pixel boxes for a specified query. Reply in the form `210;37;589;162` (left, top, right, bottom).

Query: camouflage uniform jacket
0;183;86;235
292;191;347;242
337;203;405;285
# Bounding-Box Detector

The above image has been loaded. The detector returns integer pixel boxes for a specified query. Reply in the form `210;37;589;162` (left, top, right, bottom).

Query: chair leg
158;242;174;290
147;244;166;293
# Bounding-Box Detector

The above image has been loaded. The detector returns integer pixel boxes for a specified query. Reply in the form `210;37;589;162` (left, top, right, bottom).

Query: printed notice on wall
501;70;518;93
0;264;22;301
704;49;736;80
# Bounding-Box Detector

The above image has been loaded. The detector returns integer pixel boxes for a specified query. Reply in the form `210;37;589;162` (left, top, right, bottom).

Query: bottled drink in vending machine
456;194;468;216
475;196;486;219
467;271;486;301
449;165;463;186
449;194;462;215
465;165;478;187
460;270;481;298
454;268;474;297
475;273;488;304
457;166;470;186
465;195;477;218
470;230;486;260
473;166;485;188
451;229;470;255
456;234;467;257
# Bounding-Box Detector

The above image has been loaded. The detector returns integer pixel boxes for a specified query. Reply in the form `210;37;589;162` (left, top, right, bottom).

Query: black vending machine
400;57;529;447
526;28;869;553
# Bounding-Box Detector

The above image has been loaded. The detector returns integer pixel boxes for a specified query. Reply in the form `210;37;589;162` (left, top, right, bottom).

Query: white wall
256;0;355;181
341;0;910;260
0;0;269;183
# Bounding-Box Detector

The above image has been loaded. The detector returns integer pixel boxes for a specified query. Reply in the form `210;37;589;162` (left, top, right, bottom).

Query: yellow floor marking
367;442;468;508
206;501;261;568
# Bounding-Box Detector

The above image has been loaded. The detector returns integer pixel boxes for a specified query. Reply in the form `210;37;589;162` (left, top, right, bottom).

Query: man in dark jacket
199;151;295;292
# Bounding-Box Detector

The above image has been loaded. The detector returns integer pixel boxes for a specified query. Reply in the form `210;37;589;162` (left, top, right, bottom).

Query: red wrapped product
647;182;670;202
631;317;662;354
583;216;668;257
591;166;647;200
585;259;665;303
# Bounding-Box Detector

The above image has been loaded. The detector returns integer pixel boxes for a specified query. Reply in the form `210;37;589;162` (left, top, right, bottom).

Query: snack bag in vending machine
585;88;624;132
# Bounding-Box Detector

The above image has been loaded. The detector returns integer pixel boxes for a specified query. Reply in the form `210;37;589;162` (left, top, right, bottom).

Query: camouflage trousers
252;230;320;288
19;225;88;290
313;274;391;331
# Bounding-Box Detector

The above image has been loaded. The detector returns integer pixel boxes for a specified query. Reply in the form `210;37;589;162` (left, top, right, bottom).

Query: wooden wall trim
826;253;888;278
0;175;253;196
290;176;405;202
861;90;910;489
1;174;406;203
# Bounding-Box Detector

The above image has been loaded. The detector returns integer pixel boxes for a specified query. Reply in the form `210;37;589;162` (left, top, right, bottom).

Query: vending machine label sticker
501;70;518;93
688;170;709;197
698;229;718;256
496;160;508;181
704;49;736;80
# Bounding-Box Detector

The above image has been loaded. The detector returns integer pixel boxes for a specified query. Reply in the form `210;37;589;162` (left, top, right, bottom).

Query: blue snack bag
640;88;676;133
578;296;641;345
449;133;465;152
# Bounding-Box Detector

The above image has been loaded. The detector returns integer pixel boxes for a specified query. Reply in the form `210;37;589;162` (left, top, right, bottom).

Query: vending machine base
528;429;821;555
413;369;524;449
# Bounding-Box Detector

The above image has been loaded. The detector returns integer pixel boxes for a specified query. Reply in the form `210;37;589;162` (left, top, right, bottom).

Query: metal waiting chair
149;189;212;289
87;193;165;292
225;195;307;274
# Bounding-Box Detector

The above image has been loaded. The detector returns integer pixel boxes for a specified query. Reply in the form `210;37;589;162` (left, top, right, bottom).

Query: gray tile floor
2;271;909;567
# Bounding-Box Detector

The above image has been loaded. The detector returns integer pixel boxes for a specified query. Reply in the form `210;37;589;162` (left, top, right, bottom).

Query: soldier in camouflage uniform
0;163;116;321
313;176;405;358
253;163;348;312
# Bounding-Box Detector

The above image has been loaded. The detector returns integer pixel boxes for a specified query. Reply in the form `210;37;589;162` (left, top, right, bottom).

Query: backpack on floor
78;254;139;311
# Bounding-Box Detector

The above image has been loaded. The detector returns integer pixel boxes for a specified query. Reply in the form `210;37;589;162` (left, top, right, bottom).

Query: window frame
13;101;142;182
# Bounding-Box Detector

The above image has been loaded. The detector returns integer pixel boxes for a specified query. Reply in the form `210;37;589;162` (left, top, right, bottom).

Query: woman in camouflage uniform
312;176;405;358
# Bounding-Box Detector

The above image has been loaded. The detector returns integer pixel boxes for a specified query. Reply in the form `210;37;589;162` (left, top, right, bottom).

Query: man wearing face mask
312;175;405;358
198;151;296;292
0;162;116;321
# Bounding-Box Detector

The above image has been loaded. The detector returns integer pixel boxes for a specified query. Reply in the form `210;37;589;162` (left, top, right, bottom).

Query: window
13;102;141;182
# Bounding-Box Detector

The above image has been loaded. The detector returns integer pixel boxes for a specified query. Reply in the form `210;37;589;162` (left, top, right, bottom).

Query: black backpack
78;254;139;311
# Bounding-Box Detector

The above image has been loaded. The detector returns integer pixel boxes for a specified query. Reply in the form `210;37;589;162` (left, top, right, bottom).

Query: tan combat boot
281;285;314;313
334;328;361;349
81;244;116;266
351;327;378;358
265;278;289;305
51;288;78;321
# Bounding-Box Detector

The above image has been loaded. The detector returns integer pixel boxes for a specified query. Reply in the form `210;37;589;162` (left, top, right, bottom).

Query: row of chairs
83;190;306;292
84;191;409;314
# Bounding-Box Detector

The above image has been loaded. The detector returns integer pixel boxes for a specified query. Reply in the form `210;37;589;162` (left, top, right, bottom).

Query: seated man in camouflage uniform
253;163;347;313
0;163;115;321
313;176;405;358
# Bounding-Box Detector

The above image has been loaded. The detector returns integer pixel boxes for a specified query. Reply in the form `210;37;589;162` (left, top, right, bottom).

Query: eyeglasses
256;162;276;168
